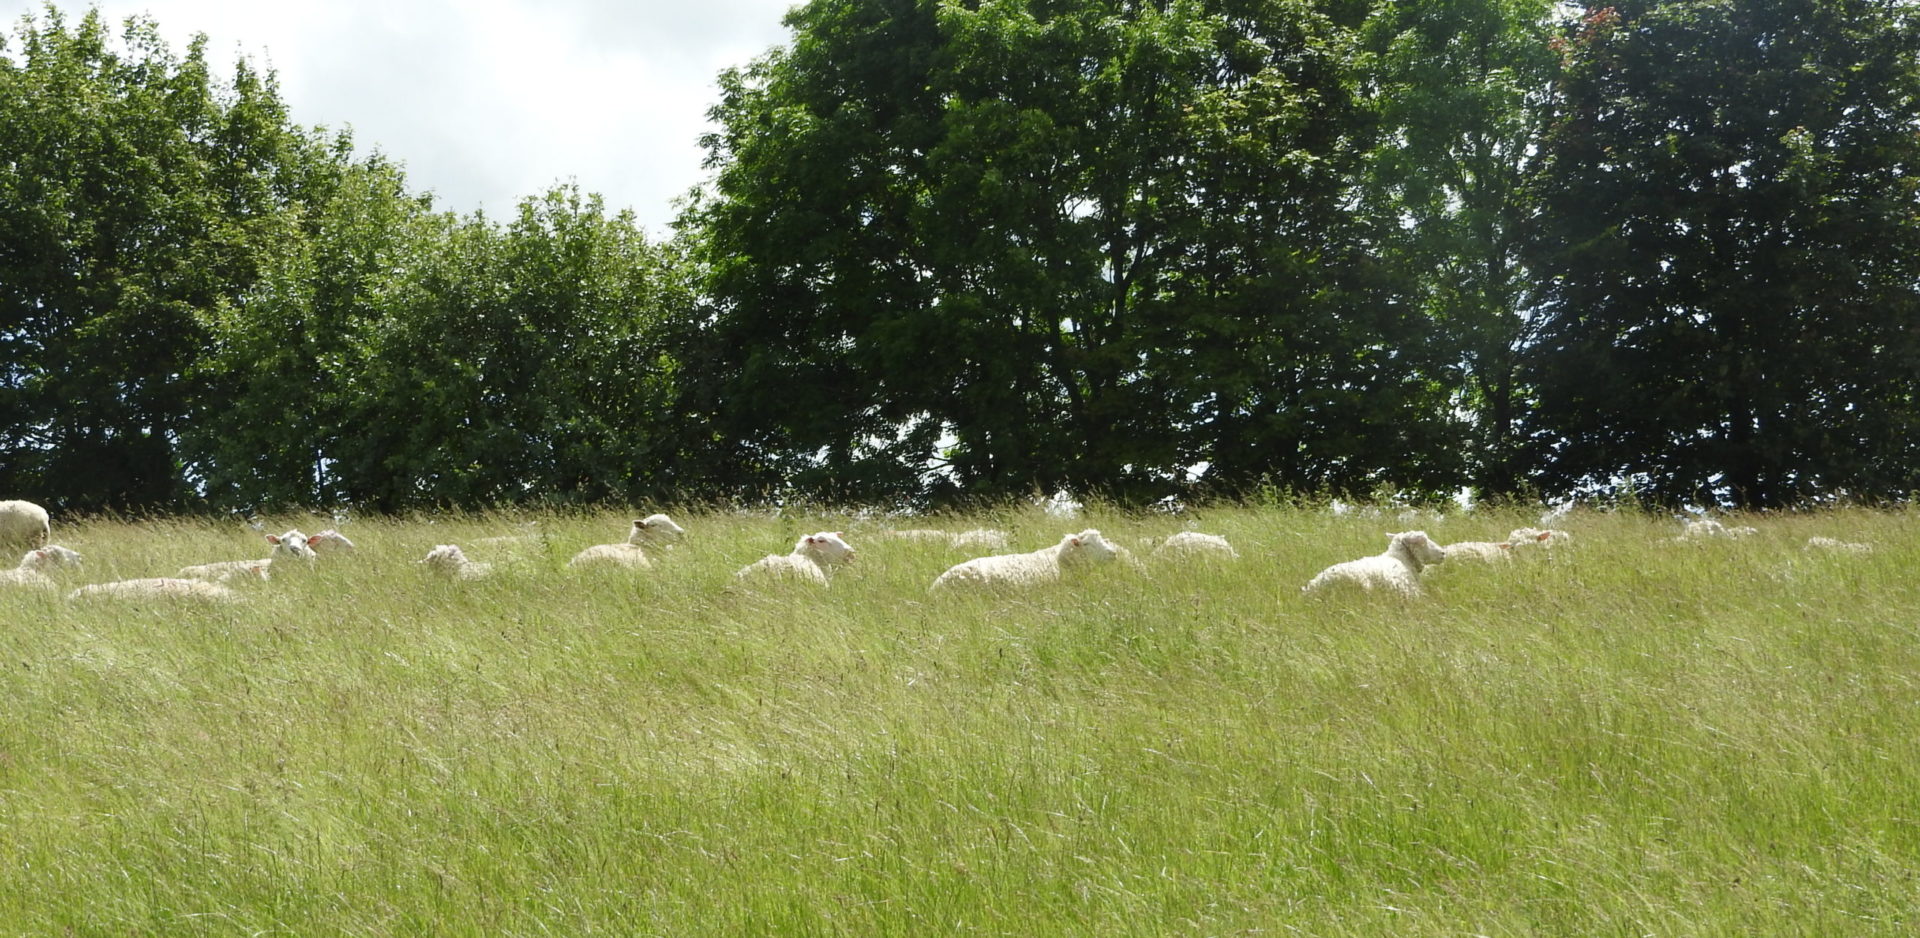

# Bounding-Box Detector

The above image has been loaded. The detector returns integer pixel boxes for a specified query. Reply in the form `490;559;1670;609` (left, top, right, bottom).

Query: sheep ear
834;532;843;538
266;534;282;545
305;535;320;545
634;519;646;527
30;549;46;560
806;536;818;544
1069;536;1083;547
1536;531;1551;541
1498;543;1512;550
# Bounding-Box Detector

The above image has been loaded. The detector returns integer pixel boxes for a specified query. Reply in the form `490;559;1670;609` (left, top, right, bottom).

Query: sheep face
797;532;856;566
630;514;687;545
1388;531;1447;568
267;530;319;562
1057;529;1122;567
19;545;82;571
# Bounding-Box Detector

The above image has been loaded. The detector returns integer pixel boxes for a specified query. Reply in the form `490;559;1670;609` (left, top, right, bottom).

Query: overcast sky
0;0;802;234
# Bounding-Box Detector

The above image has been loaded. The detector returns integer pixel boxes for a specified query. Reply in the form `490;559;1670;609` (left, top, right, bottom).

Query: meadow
1;503;1916;936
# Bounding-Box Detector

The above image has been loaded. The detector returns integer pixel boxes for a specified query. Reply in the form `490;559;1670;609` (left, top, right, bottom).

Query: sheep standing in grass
735;532;856;585
422;544;493;580
1303;531;1447;596
570;514;687;569
69;578;242;603
930;529;1123;592
0;500;50;549
179;530;319;583
1150;531;1239;562
0;545;82;590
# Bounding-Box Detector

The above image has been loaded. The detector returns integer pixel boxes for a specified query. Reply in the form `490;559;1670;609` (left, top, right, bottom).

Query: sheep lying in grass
179;530;319;583
1303;531;1447;596
1443;539;1514;563
883;528;1013;551
421;544;493;580
69;578;242;603
307;529;357;555
569;514;687;570
0;500;49;549
0;545;83;590
1679;519;1757;539
1149;531;1239;561
1507;528;1570;548
1805;536;1872;554
735;532;856;585
930;529;1124;592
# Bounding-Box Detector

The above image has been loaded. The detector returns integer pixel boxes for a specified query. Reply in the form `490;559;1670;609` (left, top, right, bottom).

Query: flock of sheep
0;497;1876;605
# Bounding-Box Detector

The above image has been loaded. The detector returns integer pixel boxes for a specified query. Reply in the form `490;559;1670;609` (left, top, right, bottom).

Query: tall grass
1;505;1916;935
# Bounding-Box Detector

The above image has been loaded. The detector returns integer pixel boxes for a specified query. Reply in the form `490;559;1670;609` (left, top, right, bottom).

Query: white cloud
0;0;800;233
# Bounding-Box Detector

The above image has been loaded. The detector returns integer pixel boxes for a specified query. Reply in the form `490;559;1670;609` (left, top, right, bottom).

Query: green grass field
2;504;1916;935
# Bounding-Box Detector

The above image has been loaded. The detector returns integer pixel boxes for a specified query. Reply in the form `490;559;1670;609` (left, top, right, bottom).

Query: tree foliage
1524;0;1920;506
5;0;1918;513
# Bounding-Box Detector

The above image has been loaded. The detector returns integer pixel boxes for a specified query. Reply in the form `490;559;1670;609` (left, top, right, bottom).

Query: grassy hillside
2;505;1916;935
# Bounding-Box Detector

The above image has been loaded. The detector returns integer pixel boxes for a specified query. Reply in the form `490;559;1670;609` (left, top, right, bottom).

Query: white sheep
883;528;1013;551
307;529;358;555
68;577;242;603
1303;531;1447;596
179;530;318;583
1805;536;1872;554
569;514;687;569
22;544;82;571
1507;527;1571;548
1443;539;1514;563
421;544;493;580
1679;519;1758;540
735;532;857;585
1150;531;1239;561
0;546;79;590
930;529;1123;592
0;500;50;548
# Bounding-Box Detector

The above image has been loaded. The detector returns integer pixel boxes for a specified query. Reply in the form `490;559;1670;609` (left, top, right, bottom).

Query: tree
0;8;325;512
1523;0;1920;506
687;0;1469;504
1358;0;1560;496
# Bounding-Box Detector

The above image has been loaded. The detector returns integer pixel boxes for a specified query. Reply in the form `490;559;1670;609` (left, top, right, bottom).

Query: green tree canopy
1523;0;1920;506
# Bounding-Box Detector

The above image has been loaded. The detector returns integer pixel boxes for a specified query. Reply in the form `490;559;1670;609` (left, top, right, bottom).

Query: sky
0;0;802;234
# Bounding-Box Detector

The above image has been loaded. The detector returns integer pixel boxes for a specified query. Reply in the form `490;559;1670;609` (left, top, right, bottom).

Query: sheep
307;529;358;555
1443;539;1514;563
0;500;50;549
0;567;54;590
929;529;1123;592
179;530;318;583
1805;536;1872;554
1507;527;1572;548
882;528;1013;551
1302;531;1447;596
0;546;79;590
735;532;856;585
569;514;687;569
21;544;82;571
1678;519;1758;540
68;578;242;603
1150;531;1240;561
421;544;493;580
